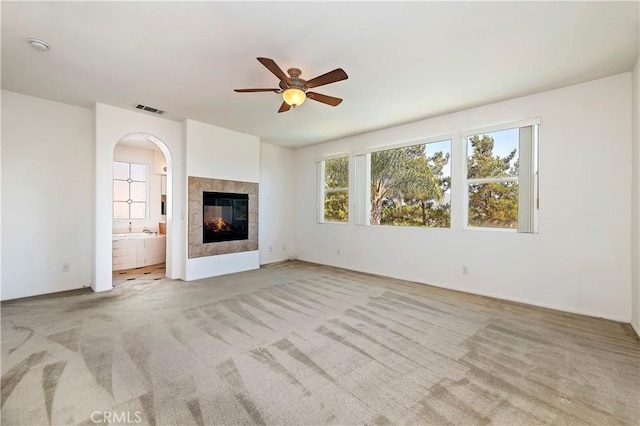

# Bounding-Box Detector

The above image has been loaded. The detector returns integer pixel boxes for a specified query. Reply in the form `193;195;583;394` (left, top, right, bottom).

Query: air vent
134;104;166;115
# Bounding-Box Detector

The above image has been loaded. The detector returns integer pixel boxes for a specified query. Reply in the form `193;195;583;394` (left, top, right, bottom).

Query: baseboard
260;259;291;267
297;257;630;324
1;286;92;304
260;256;297;266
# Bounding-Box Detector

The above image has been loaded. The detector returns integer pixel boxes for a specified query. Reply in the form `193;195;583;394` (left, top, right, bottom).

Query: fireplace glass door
203;192;248;243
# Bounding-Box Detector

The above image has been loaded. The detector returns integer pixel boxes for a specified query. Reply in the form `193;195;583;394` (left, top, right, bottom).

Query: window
465;121;539;232
319;156;349;222
113;161;148;220
369;139;451;227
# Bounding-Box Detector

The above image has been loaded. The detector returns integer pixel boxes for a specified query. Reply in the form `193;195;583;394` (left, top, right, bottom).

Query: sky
424;139;452;178
471;128;519;160
418;126;521;180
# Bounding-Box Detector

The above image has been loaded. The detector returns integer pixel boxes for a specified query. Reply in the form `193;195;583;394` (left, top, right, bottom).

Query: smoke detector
28;38;50;52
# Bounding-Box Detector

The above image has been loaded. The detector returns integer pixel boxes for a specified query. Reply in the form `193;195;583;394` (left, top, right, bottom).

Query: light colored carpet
1;261;639;425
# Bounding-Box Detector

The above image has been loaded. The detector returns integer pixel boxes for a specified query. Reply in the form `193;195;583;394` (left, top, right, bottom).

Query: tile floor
112;262;166;287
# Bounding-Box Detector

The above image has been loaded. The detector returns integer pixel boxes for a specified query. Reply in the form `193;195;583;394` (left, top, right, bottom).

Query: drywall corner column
632;57;640;335
92;106;98;292
180;120;188;280
1;92;5;297
184;119;260;280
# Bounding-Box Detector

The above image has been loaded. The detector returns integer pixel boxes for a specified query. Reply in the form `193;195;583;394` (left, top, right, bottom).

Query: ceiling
2;2;638;148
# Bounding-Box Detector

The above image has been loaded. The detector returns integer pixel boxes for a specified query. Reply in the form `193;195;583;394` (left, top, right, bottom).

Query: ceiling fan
234;57;348;113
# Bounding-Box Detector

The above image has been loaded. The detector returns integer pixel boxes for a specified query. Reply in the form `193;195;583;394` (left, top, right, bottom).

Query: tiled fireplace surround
188;176;258;258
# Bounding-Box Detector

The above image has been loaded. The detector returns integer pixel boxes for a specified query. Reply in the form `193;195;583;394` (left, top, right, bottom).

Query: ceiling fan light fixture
283;88;306;107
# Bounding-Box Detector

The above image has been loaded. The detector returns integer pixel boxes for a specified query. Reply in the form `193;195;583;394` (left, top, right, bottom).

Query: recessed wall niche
188;176;258;258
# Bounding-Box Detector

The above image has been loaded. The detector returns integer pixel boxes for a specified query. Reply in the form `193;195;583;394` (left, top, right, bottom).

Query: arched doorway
94;131;175;292
111;134;171;286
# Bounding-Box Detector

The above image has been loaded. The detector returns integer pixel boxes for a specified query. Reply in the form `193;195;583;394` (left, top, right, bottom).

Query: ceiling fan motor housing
280;69;306;92
287;68;302;78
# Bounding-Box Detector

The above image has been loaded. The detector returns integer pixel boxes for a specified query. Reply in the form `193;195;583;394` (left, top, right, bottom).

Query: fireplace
189;177;258;258
203;191;248;243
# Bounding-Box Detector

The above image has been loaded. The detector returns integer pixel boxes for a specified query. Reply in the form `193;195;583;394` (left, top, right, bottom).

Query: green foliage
325;156;349;189
324;157;349;222
467;135;518;179
324;191;348;222
380;202;450;228
467;135;518;228
370;147;411;225
371;144;450;227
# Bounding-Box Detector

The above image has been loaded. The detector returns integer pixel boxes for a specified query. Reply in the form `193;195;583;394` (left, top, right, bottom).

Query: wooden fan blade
304;68;348;89
306;92;343;107
278;101;291;113
257;57;291;86
234;88;281;93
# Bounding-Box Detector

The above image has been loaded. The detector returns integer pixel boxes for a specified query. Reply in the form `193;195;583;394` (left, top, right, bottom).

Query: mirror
160;175;167;215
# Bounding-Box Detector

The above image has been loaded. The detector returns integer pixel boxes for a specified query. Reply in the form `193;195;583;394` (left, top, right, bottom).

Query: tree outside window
370;140;451;227
318;122;536;232
465;124;538;232
323;156;349;222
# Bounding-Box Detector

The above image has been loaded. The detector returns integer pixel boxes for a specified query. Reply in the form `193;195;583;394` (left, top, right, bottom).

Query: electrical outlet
62;263;71;272
282;244;286;250
269;246;273;252
462;265;469;274
337;249;341;255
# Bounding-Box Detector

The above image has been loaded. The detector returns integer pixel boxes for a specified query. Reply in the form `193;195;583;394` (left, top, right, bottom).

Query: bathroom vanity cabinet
112;234;166;271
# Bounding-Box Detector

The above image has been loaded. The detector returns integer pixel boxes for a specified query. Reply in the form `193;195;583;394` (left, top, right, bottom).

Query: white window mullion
364;154;371;225
533;125;540;232
317;161;325;223
354;154;370;225
467;176;519;185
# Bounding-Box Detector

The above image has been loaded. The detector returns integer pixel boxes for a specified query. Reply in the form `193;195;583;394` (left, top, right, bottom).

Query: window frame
317;153;350;224
461;118;540;232
113;159;150;221
356;135;453;229
352;133;453;157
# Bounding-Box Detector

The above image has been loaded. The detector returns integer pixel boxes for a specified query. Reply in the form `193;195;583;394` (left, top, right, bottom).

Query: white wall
95;104;183;291
184;119;260;280
185;119;260;181
294;73;632;322
1;91;93;300
259;143;296;264
0;89;3;297
632;58;640;335
112;144;165;233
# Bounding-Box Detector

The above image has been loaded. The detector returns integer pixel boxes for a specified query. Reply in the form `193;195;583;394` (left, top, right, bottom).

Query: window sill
371;224;451;230
463;226;517;233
